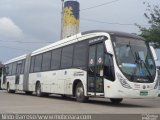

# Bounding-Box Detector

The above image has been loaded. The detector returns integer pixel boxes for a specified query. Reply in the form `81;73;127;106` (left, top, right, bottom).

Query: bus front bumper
104;87;159;99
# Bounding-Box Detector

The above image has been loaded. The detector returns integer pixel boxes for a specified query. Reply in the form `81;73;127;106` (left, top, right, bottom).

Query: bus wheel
110;98;123;104
7;83;15;93
36;83;43;97
75;82;88;103
25;91;33;95
7;83;10;93
61;95;67;99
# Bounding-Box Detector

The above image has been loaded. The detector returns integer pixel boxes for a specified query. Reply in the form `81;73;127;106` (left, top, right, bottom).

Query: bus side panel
62;69;87;95
6;76;16;90
70;69;87;96
16;75;24;91
39;72;52;93
28;73;37;92
54;70;66;94
28;72;54;93
27;69;87;96
53;69;87;95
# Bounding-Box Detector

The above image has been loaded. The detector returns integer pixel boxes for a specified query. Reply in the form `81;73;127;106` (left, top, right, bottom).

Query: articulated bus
1;30;159;104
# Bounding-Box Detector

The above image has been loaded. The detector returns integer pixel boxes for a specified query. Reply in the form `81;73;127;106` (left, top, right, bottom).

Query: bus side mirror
150;46;158;61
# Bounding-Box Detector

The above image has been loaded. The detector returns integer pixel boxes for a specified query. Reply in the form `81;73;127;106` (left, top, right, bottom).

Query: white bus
1;30;159;104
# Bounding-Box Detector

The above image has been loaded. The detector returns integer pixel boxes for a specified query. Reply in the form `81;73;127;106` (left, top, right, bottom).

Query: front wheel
110;98;123;104
75;82;88;103
25;91;33;95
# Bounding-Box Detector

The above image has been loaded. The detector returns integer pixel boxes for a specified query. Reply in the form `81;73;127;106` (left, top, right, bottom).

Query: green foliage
136;2;160;48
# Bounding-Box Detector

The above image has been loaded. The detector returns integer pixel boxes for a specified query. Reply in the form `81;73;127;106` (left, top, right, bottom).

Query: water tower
61;0;80;39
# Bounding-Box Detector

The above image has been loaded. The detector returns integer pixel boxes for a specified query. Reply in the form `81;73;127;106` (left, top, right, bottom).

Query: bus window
34;54;42;72
42;52;51;71
30;57;35;73
51;49;61;70
11;62;17;75
73;41;88;67
61;45;74;69
8;64;13;76
20;60;25;74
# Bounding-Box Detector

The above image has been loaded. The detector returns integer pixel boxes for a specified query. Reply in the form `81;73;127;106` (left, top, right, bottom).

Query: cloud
0;17;23;39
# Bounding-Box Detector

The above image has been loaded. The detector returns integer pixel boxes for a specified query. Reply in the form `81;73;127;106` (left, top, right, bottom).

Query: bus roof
31;30;144;56
82;30;144;40
4;54;27;65
4;30;144;64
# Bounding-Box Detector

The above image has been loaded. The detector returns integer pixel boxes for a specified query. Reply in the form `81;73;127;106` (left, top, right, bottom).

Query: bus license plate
140;91;148;96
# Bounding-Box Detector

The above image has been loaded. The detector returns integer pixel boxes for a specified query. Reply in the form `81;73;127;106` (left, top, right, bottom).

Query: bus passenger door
15;62;22;90
87;43;104;96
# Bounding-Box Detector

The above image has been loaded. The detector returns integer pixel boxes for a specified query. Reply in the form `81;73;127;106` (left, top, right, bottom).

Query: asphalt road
0;90;160;114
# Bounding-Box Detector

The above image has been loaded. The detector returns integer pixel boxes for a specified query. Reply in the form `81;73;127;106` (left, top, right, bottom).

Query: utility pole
60;0;64;40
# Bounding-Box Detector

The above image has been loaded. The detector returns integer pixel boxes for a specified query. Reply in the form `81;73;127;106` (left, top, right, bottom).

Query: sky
0;0;160;62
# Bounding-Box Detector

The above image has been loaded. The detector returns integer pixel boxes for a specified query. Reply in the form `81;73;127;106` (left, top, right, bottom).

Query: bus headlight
116;73;132;89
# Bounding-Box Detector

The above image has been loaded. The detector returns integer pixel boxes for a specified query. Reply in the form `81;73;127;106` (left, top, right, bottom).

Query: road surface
0;90;160;114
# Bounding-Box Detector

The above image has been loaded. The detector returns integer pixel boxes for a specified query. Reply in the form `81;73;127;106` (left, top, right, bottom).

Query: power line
0;45;31;52
81;18;150;27
82;18;133;26
0;39;53;44
80;0;120;11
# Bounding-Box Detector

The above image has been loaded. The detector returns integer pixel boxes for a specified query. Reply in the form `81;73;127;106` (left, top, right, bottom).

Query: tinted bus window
73;41;88;67
12;62;17;75
42;52;51;71
51;49;61;70
34;54;42;72
30;57;35;73
21;59;25;74
8;64;13;76
61;45;74;69
16;61;22;74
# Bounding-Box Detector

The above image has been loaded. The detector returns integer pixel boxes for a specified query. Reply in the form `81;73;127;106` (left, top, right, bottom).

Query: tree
136;2;160;48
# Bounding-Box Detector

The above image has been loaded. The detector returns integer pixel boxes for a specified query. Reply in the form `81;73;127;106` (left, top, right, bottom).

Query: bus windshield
113;36;156;83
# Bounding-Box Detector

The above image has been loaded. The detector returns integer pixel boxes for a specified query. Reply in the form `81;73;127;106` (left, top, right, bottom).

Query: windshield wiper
126;42;137;81
141;60;153;82
135;52;153;82
127;42;136;61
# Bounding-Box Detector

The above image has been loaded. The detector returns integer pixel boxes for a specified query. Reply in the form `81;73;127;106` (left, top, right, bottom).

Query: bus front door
88;43;104;96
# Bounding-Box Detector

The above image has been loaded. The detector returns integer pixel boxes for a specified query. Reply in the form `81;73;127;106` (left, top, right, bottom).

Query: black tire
36;83;43;97
7;83;10;93
110;98;123;104
25;91;33;95
43;93;49;97
7;83;15;93
75;82;88;103
61;95;67;99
